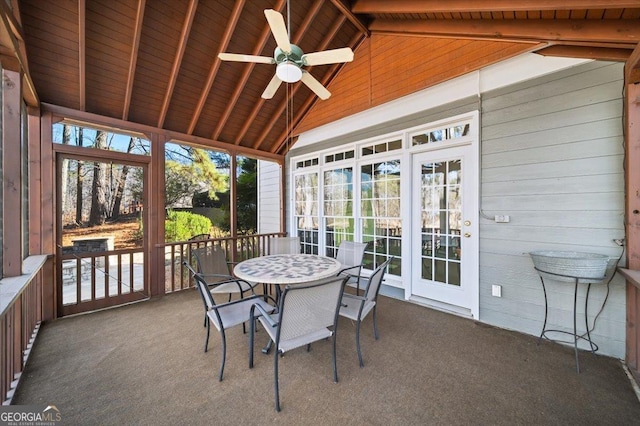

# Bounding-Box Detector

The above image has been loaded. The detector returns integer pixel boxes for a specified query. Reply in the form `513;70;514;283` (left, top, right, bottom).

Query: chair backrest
335;241;368;268
192;245;231;281
364;257;393;304
268;236;300;255
184;262;219;316
276;276;347;343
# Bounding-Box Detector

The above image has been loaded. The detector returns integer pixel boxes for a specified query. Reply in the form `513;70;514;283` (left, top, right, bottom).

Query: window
411;123;470;147
362;139;402;157
293;172;319;254
360;160;402;275
323;167;354;258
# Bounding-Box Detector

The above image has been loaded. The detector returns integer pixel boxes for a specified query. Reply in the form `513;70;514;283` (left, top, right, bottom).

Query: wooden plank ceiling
10;0;640;157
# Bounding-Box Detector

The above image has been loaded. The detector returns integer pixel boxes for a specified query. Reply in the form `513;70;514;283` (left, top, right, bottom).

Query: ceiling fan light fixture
276;61;302;83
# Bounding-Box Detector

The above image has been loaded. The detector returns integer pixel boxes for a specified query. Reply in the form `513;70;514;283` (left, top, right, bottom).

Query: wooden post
149;133;165;297
1;61;22;277
625;79;640;379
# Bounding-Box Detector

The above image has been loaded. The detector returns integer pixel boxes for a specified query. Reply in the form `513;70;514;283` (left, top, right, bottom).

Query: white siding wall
257;160;281;234
479;61;626;358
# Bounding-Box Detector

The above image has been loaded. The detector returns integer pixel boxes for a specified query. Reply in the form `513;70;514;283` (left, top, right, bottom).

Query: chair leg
249;318;255;369
204;320;211;353
274;349;281;412
203;314;207;328
332;332;338;383
356;319;364;368
219;329;227;381
373;306;379;340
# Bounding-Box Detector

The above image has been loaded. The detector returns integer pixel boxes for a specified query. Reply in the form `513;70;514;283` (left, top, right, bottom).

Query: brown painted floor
12;289;640;425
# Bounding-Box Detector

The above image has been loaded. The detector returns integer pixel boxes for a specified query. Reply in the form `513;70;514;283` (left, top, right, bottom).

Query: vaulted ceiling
4;1;640;157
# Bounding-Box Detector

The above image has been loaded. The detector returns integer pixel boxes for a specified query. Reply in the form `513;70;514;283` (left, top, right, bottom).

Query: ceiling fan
218;9;354;100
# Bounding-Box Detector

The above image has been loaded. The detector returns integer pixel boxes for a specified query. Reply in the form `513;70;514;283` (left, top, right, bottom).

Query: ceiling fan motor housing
274;44;304;66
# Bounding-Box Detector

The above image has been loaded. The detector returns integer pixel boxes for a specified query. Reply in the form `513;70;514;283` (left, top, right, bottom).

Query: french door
411;145;479;317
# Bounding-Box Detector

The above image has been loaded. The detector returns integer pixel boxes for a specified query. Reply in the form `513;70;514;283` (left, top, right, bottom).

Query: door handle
464;233;471;238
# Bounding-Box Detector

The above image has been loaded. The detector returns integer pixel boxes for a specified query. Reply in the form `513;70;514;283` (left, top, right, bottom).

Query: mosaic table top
234;254;342;284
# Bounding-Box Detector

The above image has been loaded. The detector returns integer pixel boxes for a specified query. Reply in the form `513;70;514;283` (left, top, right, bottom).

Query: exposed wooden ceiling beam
189;0;246;135
157;0;198;128
626;43;640;83
536;45;632;61
0;0;38;106
254;13;347;150
78;0;85;111
122;0;145;121
369;19;640;45
211;0;285;140
329;0;369;37
353;0;640;13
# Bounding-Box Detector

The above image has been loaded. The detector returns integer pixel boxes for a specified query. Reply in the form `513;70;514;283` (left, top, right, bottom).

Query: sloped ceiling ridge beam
190;0;246;135
369;19;640;45
353;0;640;13
211;0;285;140
123;0;146;121
329;0;369;36
158;0;198;128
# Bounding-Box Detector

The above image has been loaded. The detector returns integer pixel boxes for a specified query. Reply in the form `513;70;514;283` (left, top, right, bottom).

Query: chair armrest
251;302;278;327
338;264;362;276
201;274;250;293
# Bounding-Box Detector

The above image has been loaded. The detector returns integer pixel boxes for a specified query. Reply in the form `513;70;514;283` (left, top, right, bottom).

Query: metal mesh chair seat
338;295;375;321
184;262;275;381
249;275;348;412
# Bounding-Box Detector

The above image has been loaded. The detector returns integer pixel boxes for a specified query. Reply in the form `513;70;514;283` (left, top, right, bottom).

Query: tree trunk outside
75;128;83;224
60;125;70;217
88;131;108;226
110;137;135;219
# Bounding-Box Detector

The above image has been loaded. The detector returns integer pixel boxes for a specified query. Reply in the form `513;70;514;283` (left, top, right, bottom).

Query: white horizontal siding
479;61;626;358
257;160;281;234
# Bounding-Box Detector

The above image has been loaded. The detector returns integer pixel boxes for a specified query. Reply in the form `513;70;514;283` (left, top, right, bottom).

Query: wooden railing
1;255;50;404
160;232;285;293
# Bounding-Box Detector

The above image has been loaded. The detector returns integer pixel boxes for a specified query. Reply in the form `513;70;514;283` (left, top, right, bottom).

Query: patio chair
268;236;300;255
190;245;259;329
339;257;393;367
184;262;275;381
249;275;348;412
335;240;368;293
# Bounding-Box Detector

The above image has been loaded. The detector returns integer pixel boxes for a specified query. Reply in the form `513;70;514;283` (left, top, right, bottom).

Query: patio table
234;253;342;285
234;253;342;354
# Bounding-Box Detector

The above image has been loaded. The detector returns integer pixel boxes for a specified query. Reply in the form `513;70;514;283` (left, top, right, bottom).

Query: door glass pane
324;167;354;257
360;160;401;275
294;173;319;254
419;160;462;286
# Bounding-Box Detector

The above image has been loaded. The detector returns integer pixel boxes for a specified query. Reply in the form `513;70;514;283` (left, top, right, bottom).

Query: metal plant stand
534;267;604;373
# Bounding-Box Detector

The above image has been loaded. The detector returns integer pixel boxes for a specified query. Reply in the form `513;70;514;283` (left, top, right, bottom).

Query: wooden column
39;111;55;320
149;133;165;297
625;41;640;378
229;152;237;263
1;61;22;277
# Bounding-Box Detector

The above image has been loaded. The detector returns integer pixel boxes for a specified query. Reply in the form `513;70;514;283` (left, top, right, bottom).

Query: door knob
464;232;471;238
464;220;471;226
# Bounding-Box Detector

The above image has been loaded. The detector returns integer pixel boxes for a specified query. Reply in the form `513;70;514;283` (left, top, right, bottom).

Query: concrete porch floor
12;289;640;425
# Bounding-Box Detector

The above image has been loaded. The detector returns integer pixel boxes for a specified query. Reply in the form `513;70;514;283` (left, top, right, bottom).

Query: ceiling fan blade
218;53;274;64
300;71;331;100
302;47;354;66
264;9;292;53
261;74;283;99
